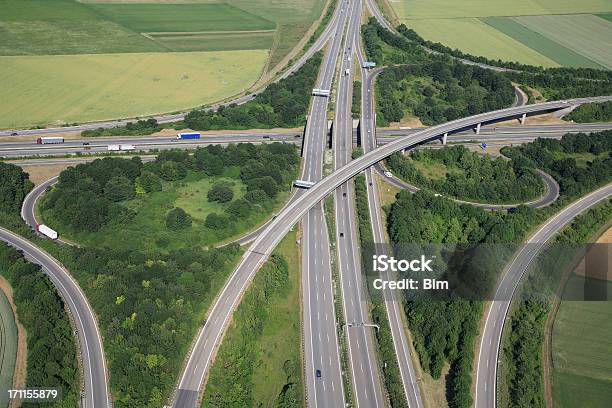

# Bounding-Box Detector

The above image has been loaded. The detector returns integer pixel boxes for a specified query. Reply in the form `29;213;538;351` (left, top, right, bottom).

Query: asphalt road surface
359;46;425;408
475;183;612;408
3;123;610;159
0;227;110;408
332;0;387;405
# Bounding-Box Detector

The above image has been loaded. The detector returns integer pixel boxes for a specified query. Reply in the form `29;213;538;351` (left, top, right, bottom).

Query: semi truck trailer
176;132;201;140
36;224;58;240
36;137;64;144
107;144;135;151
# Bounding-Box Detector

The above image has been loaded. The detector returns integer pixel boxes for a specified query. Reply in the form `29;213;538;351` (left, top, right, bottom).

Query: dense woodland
502;131;612;200
0;162;33;216
184;52;322;130
42;143;299;235
0;244;79;408
565;101;612;123
386;145;544;203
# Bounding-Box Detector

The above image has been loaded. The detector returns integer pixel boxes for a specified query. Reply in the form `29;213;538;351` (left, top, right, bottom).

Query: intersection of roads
0;1;610;407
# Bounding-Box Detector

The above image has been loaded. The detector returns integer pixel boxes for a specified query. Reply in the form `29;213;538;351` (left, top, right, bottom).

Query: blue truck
176;132;201;140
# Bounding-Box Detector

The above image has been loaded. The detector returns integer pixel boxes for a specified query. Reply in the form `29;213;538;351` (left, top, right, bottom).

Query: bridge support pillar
442;132;448;145
475;123;481;135
520;113;527;125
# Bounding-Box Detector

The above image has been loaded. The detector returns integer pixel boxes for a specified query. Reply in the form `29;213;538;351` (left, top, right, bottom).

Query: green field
203;230;303;407
1;0;327;128
0;289;17;408
0;50;267;128
40;168;290;251
388;0;612;68
551;275;612;407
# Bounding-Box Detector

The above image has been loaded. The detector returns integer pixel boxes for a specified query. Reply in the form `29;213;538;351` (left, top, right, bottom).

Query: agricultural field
0;289;17;408
0;0;326;128
551;276;612;407
386;0;612;68
0;51;267;129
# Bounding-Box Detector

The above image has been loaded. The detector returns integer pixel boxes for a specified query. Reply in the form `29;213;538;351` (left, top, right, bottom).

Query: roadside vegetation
386;145;544;204
362;18;612;127
383;131;612;407
40;143;299;250
565;101;612;123
82;119;164;138
352;81;361;118
203;231;302;408
0;243;80;408
502;199;612;408
354;175;407;407
185;52;323;131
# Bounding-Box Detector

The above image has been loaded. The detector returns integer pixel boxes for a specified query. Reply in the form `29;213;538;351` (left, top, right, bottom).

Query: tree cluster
376;61;514;126
501;131;612;200
565;101;612;123
386;146;544;203
81;119;162;137
0;161;33;216
42;143;299;235
0;244;79;407
184;52;322;131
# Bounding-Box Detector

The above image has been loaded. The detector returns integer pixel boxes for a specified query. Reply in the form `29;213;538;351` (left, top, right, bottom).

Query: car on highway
263;135;270;139
82;142;90;145
10;132;18;136
316;369;322;378
294;134;301;138
383;171;393;178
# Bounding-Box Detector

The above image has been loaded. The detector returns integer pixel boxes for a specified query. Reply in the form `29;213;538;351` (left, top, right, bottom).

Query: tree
104;176;135;202
0;161;33;214
208;183;234;203
205;213;229;229
136;171;162;193
159;161;186;181
165;207;192;230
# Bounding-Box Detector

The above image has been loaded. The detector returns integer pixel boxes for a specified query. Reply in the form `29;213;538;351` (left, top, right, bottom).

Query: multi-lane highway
475;183;612;408
3;123;611;159
0;227;110;408
172;0;350;406
333;0;387;405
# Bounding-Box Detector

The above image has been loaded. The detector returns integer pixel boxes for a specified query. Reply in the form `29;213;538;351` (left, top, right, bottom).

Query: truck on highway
36;137;64;144
36;224;58;240
312;88;331;97
107;144;135;151
176;132;201;140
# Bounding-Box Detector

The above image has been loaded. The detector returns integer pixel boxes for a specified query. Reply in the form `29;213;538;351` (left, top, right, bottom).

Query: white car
384;171;393;178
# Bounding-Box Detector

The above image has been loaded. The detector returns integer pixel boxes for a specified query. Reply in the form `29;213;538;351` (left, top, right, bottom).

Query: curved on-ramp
475;183;612;408
0;227;110;408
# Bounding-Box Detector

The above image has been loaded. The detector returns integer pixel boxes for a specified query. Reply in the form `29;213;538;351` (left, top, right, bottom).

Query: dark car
82;142;90;145
294;134;301;138
339;232;344;237
10;132;18;136
263;135;270;139
316;369;322;378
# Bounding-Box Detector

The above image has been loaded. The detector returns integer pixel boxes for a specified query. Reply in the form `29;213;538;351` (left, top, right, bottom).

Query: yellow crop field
0;50;268;129
405;18;559;67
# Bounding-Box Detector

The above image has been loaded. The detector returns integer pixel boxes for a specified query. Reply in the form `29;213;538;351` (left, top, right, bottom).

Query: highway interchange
0;0;610;407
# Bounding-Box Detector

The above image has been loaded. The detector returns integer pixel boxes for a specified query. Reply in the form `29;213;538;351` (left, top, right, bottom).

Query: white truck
36;224;58;240
108;144;135;151
36;137;64;144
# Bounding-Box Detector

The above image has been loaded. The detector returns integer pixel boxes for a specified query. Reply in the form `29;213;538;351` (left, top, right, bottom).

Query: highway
359;40;425;408
171;0;349;406
2;123;611;159
333;0;387;406
474;183;612;408
0;227;110;408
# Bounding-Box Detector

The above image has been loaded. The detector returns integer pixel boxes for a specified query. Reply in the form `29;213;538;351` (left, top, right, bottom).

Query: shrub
165;207;192;230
